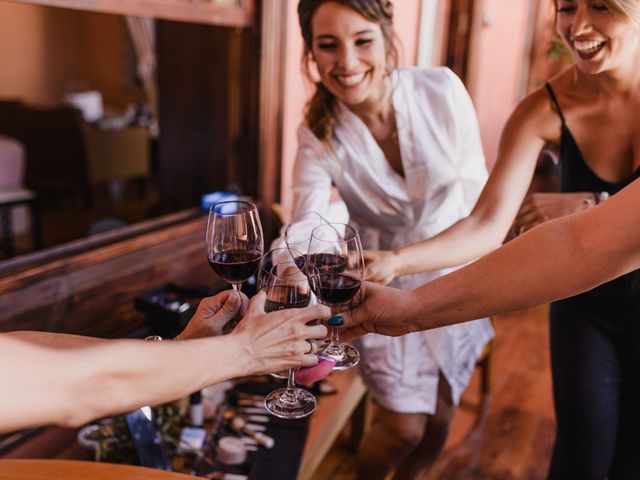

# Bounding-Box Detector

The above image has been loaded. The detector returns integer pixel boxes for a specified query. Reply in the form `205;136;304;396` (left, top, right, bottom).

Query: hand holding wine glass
307;223;363;371
206;200;264;292
228;292;329;374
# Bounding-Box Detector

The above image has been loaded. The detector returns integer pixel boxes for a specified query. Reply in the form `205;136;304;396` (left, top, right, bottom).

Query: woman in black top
362;0;640;477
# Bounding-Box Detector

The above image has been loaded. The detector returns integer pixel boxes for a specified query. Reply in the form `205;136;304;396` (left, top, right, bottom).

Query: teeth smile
574;40;605;53
335;72;366;87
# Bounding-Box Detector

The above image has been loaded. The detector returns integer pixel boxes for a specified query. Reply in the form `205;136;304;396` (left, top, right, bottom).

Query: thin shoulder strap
545;82;566;124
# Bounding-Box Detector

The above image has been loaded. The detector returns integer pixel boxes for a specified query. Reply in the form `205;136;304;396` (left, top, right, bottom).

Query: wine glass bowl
257;247;303;293
307;223;362;371
206;200;264;291
262;261;312;312
284;211;328;267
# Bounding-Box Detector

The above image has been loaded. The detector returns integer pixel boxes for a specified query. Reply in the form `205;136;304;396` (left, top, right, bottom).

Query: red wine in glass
264;284;311;312
206;200;264;292
208;250;262;285
307;252;347;273
317;273;361;305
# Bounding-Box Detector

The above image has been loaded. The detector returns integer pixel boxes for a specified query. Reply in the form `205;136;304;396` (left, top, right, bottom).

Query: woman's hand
364;249;400;285
512;192;592;234
229;292;330;375
341;282;419;341
177;290;249;340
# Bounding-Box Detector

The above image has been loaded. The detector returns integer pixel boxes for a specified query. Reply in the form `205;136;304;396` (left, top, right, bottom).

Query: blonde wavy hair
602;0;640;27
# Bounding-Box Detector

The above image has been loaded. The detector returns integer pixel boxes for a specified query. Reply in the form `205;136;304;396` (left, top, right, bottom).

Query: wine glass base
269;370;289;380
265;387;317;419
322;343;360;371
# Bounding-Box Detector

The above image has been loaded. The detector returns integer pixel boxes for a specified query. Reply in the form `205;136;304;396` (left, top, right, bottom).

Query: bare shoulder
502;84;560;144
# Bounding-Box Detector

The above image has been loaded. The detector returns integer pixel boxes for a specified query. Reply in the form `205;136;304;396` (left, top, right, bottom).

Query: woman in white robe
293;1;494;478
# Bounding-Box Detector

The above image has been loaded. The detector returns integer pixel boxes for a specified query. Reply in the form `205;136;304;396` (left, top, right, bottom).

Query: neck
348;75;394;125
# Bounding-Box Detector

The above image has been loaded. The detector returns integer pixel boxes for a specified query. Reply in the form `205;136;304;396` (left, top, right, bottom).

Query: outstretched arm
343;177;640;339
0;293;329;433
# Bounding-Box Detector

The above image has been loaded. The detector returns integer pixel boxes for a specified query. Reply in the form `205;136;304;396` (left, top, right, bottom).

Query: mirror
0;2;259;265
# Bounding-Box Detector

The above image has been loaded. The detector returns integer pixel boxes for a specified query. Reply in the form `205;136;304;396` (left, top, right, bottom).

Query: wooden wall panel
156;20;226;212
0;216;216;337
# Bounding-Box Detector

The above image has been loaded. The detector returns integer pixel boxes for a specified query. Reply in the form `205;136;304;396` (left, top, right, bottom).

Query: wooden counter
299;369;367;480
0;459;194;479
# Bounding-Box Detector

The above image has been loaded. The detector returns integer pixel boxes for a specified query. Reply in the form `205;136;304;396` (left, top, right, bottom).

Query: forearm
0;335;251;432
409;198;639;328
394;213;509;275
72;338;251;424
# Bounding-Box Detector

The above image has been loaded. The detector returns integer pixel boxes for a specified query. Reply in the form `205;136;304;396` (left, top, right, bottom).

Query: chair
0;135;42;258
0;99;93;206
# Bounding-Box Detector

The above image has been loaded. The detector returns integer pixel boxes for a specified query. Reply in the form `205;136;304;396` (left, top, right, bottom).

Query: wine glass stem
330;325;340;346
231;283;242;292
286;368;296;392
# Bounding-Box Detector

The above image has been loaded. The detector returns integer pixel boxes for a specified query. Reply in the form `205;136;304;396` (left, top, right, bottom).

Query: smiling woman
555;0;640;73
288;2;494;479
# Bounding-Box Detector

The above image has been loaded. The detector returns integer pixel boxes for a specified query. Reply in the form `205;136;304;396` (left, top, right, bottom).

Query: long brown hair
298;0;400;142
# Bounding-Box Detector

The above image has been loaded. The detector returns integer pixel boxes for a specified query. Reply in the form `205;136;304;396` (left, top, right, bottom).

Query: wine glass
307;223;362;371
262;259;317;419
206;200;264;292
284;211;328;265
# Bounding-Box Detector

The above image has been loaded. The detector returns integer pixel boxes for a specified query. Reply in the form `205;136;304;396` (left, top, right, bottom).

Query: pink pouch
296;356;336;385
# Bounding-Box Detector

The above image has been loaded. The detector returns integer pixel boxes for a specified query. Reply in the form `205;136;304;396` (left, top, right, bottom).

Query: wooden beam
4;0;253;27
255;0;287;241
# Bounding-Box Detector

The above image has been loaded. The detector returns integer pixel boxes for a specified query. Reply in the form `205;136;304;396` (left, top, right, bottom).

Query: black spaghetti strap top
545;83;640;337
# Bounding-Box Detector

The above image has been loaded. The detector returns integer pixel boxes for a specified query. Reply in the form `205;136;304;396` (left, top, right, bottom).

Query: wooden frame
256;0;286;211
5;0;254;27
444;0;475;83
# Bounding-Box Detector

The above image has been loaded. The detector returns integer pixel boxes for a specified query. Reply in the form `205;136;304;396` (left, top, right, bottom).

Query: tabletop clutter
77;378;313;479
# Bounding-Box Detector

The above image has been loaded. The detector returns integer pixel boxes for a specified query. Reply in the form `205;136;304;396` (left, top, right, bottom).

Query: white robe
290;67;495;413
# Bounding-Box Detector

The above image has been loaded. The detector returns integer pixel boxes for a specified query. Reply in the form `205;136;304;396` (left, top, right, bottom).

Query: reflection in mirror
0;2;256;263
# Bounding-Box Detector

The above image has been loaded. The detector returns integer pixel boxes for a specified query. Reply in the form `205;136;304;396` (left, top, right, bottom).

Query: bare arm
343;177;640;338
0;294;329;433
6;291;248;348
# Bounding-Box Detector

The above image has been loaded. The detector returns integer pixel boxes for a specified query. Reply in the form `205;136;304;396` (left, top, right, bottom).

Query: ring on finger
305;339;315;354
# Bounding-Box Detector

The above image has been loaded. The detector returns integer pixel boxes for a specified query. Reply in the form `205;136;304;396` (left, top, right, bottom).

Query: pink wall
466;0;532;168
0;3;81;105
0;2;136;109
279;0;423;214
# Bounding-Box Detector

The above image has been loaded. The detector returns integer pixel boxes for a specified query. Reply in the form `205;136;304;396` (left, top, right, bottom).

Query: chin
339;92;372;106
328;85;368;105
575;61;607;76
